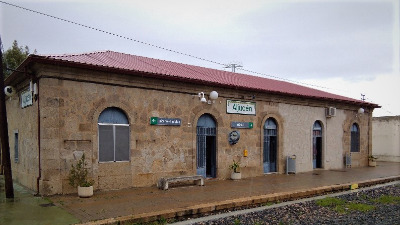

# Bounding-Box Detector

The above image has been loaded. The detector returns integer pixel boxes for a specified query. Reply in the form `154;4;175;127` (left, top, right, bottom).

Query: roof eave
8;55;380;109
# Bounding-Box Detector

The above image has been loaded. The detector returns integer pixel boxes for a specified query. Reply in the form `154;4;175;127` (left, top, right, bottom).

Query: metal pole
0;37;14;198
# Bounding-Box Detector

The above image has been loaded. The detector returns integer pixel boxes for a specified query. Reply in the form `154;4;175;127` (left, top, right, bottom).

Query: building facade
372;116;400;162
5;51;379;195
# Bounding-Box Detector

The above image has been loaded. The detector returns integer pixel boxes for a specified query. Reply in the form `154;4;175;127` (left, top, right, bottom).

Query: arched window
350;123;360;152
263;118;278;173
98;107;130;162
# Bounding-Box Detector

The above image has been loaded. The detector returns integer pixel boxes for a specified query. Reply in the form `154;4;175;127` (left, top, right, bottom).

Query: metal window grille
350;131;360;152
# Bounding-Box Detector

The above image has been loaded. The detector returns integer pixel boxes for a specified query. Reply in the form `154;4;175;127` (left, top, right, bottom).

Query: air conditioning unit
326;107;336;117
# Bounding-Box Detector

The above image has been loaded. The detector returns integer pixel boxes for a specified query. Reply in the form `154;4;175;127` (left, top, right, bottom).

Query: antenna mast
224;61;243;73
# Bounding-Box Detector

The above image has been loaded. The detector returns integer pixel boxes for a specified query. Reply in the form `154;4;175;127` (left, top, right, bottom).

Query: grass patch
347;203;375;212
233;218;241;225
262;202;274;207
316;197;374;214
316;197;346;207
374;195;400;204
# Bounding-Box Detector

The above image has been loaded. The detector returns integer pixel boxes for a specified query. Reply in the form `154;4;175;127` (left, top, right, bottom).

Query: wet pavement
1;162;400;225
0;176;79;225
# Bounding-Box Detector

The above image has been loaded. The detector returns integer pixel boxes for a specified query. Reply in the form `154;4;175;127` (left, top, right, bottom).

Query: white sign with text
226;100;256;115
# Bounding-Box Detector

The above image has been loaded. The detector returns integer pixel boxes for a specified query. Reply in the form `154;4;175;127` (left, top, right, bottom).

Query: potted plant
368;155;377;167
68;154;94;197
229;160;241;180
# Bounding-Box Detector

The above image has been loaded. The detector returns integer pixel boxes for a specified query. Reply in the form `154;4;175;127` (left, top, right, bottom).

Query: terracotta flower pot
78;186;93;198
231;172;241;180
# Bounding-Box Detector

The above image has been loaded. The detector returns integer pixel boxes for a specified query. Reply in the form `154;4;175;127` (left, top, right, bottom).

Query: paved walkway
1;162;400;225
47;162;400;225
0;176;79;225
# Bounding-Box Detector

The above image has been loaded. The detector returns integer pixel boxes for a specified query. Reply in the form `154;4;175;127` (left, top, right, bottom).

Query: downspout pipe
35;78;41;196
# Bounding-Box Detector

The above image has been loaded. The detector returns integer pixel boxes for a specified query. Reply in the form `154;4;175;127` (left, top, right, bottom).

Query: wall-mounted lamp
30;81;38;101
198;91;219;104
358;108;364;114
198;92;207;103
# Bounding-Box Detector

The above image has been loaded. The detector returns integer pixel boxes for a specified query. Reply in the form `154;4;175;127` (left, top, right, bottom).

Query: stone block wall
7;63;374;195
6;80;39;192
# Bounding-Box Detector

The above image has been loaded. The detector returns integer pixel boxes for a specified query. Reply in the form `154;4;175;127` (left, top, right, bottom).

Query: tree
2;40;36;78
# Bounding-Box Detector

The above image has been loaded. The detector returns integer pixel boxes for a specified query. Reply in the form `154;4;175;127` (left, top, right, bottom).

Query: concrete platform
2;162;399;225
44;162;400;225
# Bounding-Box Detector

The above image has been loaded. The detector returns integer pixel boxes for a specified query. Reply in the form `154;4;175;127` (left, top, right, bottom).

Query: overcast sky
1;0;399;116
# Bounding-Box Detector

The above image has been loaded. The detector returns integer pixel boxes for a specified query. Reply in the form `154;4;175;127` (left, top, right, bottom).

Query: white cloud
298;72;400;117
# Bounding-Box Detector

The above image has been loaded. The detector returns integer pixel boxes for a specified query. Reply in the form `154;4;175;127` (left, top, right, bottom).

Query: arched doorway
196;114;217;178
312;121;323;169
263;118;278;173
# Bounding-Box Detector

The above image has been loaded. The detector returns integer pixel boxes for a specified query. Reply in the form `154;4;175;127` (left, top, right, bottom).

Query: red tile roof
32;50;377;107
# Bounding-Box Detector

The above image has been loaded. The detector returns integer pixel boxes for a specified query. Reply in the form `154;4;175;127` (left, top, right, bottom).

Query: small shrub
229;160;240;173
68;154;94;188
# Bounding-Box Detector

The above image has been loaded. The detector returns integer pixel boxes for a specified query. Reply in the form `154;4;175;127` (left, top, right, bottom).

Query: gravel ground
191;183;400;225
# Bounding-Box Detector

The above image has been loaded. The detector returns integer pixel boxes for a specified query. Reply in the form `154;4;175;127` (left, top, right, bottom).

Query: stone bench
158;175;204;190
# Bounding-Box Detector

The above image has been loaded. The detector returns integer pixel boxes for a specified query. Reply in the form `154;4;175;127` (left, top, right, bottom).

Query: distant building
372;116;400;162
5;51;379;195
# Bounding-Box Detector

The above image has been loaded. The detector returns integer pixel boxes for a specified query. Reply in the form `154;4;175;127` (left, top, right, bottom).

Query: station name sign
227;100;256;115
150;117;181;126
21;90;33;109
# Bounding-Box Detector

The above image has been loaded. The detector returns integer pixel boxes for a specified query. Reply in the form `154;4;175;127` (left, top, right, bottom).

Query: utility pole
224;62;243;73
0;36;14;198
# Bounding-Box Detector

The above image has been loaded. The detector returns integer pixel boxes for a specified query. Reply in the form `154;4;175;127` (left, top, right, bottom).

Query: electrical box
286;155;296;174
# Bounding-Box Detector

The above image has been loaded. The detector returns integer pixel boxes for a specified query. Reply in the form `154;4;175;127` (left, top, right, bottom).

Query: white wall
372;116;400;162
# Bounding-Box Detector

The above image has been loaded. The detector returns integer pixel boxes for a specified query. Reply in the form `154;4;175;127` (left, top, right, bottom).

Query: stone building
5;51;379;195
372;116;400;162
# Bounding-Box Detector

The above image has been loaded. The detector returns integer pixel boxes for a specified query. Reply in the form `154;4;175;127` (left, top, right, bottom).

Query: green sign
231;122;253;129
150;117;181;126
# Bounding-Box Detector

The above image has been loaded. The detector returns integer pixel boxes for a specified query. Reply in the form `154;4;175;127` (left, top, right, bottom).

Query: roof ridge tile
31;50;378;107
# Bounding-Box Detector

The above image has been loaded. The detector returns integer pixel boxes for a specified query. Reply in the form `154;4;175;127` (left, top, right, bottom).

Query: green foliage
316;197;346;207
233;218;241;225
368;155;378;161
68;154;94;188
2;40;36;78
316;197;375;214
374;195;400;204
229;160;240;173
347;202;374;212
157;217;167;225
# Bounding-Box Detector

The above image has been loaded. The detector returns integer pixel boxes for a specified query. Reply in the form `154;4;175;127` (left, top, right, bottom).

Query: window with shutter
98;107;130;162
